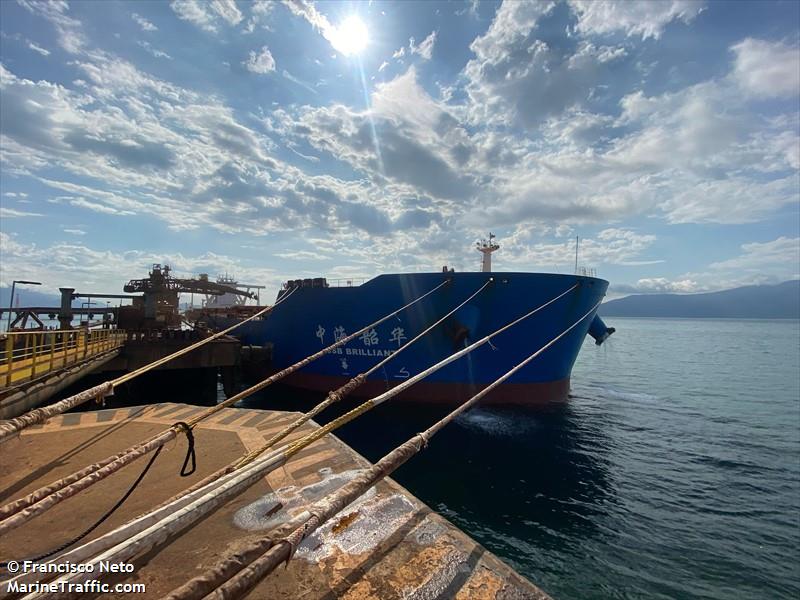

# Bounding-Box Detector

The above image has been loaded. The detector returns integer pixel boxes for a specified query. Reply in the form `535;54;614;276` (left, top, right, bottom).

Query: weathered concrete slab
0;403;549;599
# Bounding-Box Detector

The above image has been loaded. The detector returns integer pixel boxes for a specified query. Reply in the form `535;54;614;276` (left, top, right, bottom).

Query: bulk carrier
194;236;614;406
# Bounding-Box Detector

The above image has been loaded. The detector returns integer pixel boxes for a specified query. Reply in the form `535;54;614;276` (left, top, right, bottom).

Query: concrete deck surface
0;403;549;599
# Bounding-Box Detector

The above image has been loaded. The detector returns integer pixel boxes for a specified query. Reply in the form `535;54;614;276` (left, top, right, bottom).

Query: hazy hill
0;288;82;309
600;281;800;319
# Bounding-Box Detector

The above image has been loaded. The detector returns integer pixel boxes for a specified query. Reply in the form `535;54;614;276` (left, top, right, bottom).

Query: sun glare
330;15;369;56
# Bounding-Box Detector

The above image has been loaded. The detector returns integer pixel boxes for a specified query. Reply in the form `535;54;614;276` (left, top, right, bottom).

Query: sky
0;0;798;302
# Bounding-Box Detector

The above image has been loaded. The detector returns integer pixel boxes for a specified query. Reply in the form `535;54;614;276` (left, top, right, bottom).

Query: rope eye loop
172;421;197;477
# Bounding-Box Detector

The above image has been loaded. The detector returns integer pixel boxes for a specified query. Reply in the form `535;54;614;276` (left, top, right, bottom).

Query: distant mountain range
600;281;800;319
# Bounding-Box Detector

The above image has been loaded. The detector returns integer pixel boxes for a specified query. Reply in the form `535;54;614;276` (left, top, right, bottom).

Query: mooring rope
181;279;449;428
94;278;492;539
272;282;580;462
0;441;292;593
0;288;298;445
0;446;164;571
0;289;295;528
0;280;448;534
17;283;584;596
234;278;494;468
166;297;604;600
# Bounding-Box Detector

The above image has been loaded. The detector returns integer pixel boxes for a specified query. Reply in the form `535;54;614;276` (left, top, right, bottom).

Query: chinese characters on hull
315;324;407;378
390;327;407;347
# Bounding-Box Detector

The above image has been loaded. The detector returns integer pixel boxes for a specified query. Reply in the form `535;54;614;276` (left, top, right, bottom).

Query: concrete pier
0;404;549;599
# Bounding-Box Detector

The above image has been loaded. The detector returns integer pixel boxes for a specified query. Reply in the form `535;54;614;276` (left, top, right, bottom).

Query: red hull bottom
279;372;571;407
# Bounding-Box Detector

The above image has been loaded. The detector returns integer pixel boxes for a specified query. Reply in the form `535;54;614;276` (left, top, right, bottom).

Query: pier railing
0;329;126;388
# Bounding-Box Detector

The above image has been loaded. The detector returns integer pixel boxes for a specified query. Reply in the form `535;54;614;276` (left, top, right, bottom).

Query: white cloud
244;0;273;32
273;250;331;260
660;176;799;224
635;237;800;294
138;41;172;60
569;0;705;40
282;0;344;54
464;1;626;127
170;0;219;33
2;4;796;294
210;0;243;26
731;38;800;99
251;1;272;17
292;68;475;204
282;69;316;93
411;31;437;60
628;277;699;293
378;61;389;72
27;41;50;56
0;207;43;218
63;228;86;235
282;0;332;33
0;56;450;241
0;233;281;296
131;12;157;32
455;0;481;19
17;0;86;53
500;227;659;271
244;46;276;74
70;197;135;216
278;52;798;229
710;237;800;274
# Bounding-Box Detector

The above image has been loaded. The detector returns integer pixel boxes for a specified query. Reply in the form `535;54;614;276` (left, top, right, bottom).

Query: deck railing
0;329;126;388
575;266;597;277
327;278;367;287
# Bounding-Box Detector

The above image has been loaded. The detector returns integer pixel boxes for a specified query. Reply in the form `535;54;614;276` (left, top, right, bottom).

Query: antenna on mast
574;235;579;274
476;233;500;272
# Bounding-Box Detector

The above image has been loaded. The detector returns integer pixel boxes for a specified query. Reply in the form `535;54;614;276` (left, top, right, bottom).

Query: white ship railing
327;278;367;287
575;266;597;277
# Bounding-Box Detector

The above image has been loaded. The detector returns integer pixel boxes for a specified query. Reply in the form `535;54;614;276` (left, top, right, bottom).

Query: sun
330;15;369;57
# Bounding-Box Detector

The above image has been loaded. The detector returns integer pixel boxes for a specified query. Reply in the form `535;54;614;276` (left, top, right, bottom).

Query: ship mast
476;233;500;272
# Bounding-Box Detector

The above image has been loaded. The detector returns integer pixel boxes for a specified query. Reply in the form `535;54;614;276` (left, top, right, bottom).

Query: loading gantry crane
122;264;256;329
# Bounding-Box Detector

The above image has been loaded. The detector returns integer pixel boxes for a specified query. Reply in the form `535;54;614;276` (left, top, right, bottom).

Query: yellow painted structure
0;329;126;388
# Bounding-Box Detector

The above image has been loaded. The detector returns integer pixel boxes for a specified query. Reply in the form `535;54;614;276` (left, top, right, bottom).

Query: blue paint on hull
216;272;608;403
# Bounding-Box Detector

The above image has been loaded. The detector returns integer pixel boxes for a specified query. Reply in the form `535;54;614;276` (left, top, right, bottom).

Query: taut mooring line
166;297;604;600
0;279;494;584
19;283;584;597
234;277;494;468
0;280;448;535
0;287;299;444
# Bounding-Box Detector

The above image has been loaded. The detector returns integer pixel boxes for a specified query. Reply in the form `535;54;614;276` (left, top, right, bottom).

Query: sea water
237;318;799;598
331;318;800;599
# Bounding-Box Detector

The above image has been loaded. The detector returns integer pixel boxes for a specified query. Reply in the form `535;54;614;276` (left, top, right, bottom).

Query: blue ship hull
210;272;611;406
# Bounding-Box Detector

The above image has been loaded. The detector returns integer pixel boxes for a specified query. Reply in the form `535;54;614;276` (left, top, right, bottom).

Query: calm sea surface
230;318;800;598
318;318;800;599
